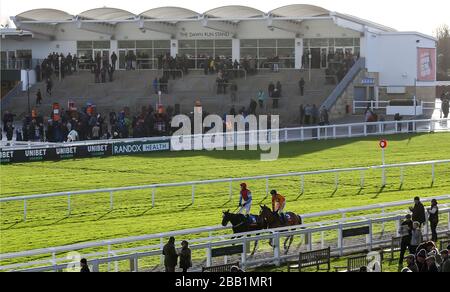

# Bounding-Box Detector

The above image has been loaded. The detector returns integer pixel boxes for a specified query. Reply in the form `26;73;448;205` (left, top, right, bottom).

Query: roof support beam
267;17;302;33
12;18;56;39
201;17;237;35
138;20;176;37
76;20;115;36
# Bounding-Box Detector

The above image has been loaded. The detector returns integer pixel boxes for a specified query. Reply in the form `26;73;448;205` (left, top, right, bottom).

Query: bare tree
435;24;450;81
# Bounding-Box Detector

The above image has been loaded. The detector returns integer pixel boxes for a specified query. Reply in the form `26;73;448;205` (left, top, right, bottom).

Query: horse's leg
286;235;294;254
251;239;259;256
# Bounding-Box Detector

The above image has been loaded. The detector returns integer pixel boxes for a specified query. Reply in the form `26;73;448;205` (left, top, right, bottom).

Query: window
178;40;232;69
240;39;295;68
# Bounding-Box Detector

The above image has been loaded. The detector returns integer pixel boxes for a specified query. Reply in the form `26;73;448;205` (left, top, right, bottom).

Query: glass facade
178;39;232;69
240;39;295;69
76;41;111;69
303;38;361;69
117;40;170;69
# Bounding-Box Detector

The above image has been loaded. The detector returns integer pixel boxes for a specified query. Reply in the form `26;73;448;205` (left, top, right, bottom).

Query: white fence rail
1;195;449;272
1;159;449;222
1;118;449;150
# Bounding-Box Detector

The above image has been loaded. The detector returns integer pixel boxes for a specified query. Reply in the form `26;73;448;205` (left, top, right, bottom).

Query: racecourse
1;133;450;258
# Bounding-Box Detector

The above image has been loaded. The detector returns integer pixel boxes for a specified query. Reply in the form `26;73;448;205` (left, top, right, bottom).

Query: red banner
417;48;436;81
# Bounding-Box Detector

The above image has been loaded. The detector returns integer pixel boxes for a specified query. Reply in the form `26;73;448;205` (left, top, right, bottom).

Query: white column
295;38;303;69
232;38;240;63
170;39;178;58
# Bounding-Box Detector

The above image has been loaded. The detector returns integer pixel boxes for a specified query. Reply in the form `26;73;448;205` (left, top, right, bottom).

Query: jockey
271;190;286;224
238;183;252;215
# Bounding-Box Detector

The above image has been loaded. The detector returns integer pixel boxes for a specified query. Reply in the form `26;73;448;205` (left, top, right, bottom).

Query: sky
1;0;449;36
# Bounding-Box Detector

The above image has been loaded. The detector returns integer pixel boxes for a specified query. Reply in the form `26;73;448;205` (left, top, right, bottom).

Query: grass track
1;133;450;258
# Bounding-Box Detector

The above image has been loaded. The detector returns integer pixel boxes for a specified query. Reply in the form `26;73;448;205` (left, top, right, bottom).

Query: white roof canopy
78;8;135;21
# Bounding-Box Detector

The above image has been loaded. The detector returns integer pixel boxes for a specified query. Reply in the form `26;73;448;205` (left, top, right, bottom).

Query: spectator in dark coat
399;214;413;267
179;240;192;273
299;78;305;96
405;255;419;273
425;256;439;272
80;258;90;272
427;199;439;243
416;249;428;272
409;197;426;227
163;237;178;272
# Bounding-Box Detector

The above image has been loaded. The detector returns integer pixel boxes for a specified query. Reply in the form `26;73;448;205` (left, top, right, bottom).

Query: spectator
409;197;426;227
312;104;319;125
111;52;117;70
162;237;178;272
80;258;90;272
153;78;159;95
46;78;53;96
92;123;100;140
268;82;275;98
410;221;422;254
416;249;428;272
107;64;114;82
230;82;238;103
276;81;282;97
425;256;439;273
399;214;413;267
427;199;439;243
319;106;330;126
6;122;14;141
440;250;450;272
257;90;266;109
36;89;43;106
405;255;419;273
304;104;312;125
299;78;305;96
299;104;305;125
394;113;403;131
249;99;257;115
67;129;79;142
179;240;192;273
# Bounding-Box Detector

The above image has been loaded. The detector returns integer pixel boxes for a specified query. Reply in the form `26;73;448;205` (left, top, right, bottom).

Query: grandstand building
0;4;438;120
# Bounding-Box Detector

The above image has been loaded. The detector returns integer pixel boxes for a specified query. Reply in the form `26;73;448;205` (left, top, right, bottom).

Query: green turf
1;133;450;262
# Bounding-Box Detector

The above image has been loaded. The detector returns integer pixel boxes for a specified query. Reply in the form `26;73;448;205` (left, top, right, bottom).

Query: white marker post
379;139;388;186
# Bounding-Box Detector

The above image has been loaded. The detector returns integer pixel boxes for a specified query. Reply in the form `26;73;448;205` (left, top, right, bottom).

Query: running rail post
23;200;27;222
431;163;435;185
300;175;305;195
229;180;233;201
67;194;71;216
152;188;155;208
110;192;114;211
265;177;269;200
335;173;339;190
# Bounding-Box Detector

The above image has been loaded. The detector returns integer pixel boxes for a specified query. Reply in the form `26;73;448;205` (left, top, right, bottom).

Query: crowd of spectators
1;104;175;143
398;197;449;272
325;51;359;83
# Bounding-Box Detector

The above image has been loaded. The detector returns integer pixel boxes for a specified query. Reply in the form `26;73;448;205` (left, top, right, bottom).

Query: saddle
246;215;258;226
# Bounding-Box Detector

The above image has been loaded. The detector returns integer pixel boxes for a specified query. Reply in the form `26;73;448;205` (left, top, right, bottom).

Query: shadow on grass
372;185;387;199
356;187;364;196
1;221;21;230
96;210;113;221
180;203;193;211
52;216;69;225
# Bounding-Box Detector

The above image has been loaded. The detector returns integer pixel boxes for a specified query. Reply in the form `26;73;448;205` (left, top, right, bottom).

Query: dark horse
222;210;266;256
259;205;302;254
